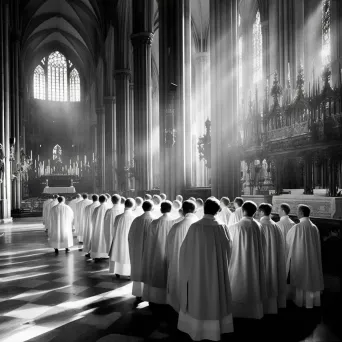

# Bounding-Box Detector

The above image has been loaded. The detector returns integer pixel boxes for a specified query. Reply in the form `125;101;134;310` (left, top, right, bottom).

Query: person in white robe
67;194;82;236
105;193;113;208
228;197;244;230
171;200;182;220
82;194;100;257
75;194;92;244
152;195;162;218
277;203;295;245
176;194;183;203
103;194;123;253
188;197;196;202
49;196;74;254
90;195;109;261
178;197;234;341
286;204;324;308
128;200;154;303
134;197;144;217
120;196;126;210
258;203;286;314
42;195;53;230
228;201;267;319
144;194;152;201
166;200;198;312
217;197;231;226
195;198;204;219
108;198;136;277
141;201;174;305
160;193;167;201
46;195;59;235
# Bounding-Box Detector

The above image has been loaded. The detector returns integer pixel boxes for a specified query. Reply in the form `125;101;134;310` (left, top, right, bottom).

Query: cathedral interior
0;0;341;341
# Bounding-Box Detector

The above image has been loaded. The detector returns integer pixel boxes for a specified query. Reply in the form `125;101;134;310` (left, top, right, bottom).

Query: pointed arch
33;64;46;100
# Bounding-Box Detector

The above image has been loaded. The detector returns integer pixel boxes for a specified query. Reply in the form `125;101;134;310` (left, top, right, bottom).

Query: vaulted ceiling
21;0;105;80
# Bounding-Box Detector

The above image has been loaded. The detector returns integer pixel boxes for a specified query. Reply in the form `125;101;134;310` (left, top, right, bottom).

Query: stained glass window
53;144;62;162
253;11;263;84
33;65;46;100
33;51;80;102
70;68;81;102
322;0;331;65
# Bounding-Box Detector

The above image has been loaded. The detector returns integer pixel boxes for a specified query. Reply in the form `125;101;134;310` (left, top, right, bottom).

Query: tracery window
70;68;81;102
253;11;263;84
322;0;331;65
33;65;46;100
53;144;62;162
33;51;81;102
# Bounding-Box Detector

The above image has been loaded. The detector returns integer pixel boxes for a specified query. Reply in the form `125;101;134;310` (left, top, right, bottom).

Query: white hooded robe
42;199;53;226
46;199;58;233
75;198;92;242
82;201;100;253
103;204;124;253
91;202;109;258
228;207;243;229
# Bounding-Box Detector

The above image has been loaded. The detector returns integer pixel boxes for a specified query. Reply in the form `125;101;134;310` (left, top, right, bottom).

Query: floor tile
0;325;53;342
77;287;112;298
31;291;80;306
4;303;53;319
0;299;29;315
54;285;89;295
78;311;122;329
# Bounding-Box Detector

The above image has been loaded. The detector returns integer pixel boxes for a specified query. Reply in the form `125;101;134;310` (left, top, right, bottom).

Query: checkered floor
0;218;340;342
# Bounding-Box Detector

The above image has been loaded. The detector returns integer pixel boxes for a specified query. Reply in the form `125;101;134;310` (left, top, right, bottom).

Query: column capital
131;32;154;46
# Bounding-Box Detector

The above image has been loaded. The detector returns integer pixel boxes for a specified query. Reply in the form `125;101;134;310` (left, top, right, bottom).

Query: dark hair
121;197;126;204
259;203;272;216
92;194;99;201
105;193;111;199
142;200;153;212
161;200;172;213
153;195;162;204
125;198;135;208
242;201;257;217
99;195;106;203
112;194;121;204
196;198;204;206
220;197;230;206
82;193;88;199
75;193;81;198
53;194;59;199
176;195;183;202
182;200;196;215
135;197;143;205
144;194;152;200
298;204;310;217
57;196;63;203
204;198;221;215
160;193;167;200
234;197;244;207
280;203;291;215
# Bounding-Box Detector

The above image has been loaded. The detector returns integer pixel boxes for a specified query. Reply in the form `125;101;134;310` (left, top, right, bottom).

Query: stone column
104;96;116;192
210;0;240;199
114;70;131;193
96;107;105;193
131;0;154;195
129;83;135;190
303;153;313;194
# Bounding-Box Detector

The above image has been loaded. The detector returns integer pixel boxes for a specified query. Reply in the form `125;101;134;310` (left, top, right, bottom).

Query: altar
43;186;76;194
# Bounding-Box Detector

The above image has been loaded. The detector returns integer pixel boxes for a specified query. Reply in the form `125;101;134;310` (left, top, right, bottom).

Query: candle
30;150;32;159
34;160;36;168
37;154;39;161
92;152;94;161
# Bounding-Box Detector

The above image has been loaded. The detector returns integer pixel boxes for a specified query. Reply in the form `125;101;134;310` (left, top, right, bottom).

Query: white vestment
228;217;267;319
82;201;100;253
133;205;144;217
260;216;287;314
91;203;109;258
141;213;174;304
152;206;162;218
228;207;243;229
49;203;74;249
108;209;136;276
103;204;124;253
68;198;82;234
42;199;53;226
277;215;295;250
286;217;324;308
75;199;92;242
166;213;198;311
107;201;113;209
46;199;58;233
195;207;204;219
178;215;234;341
128;211;154;296
217;207;232;226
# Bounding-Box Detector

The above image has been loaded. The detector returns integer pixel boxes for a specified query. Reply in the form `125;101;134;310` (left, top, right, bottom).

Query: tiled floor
0;218;340;342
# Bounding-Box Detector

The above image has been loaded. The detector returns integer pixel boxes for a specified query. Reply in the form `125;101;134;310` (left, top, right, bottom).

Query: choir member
103;194;123;253
144;194;152;200
45;194;59;235
176;194;183;202
141;201;174;305
82;194;100;257
49;196;74;254
91;194;110;261
228;201;267;319
195;198;204;219
228;197;244;229
166;200;198;312
286;205;324;308
171;200;182;220
277;203;295;244
75;193;92;245
105;193;113;208
108;198;136;277
42;195;53;230
160;193;167;201
188;197;196;202
152;195;162;218
217;197;231;226
67;193;82;235
258;203;286;314
128;200;154;304
178;197;234;341
134;197;144;216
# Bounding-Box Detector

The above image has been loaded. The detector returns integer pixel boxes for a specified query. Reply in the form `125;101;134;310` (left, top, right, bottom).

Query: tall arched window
70;68;81;102
33;51;81;102
322;0;331;66
253;11;263;84
33;65;46;100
